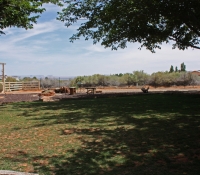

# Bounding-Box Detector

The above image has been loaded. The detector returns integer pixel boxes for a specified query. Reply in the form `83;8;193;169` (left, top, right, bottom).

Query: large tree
0;0;61;35
58;0;200;52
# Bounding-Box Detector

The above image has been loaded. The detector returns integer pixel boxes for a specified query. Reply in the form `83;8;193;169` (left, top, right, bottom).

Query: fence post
59;77;60;88
0;63;6;93
40;78;41;89
38;80;40;90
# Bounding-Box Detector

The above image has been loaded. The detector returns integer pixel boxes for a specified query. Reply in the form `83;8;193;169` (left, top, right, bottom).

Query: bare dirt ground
0;86;200;104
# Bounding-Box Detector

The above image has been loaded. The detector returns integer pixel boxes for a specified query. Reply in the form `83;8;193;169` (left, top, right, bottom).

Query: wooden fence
3;81;40;92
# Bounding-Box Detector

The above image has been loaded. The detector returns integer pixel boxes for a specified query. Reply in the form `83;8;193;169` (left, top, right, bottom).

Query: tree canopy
58;0;200;52
0;0;61;35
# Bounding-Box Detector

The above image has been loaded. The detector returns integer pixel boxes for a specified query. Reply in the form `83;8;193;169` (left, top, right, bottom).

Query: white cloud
0;6;199;77
42;3;63;12
84;44;108;53
0;19;66;60
12;21;61;42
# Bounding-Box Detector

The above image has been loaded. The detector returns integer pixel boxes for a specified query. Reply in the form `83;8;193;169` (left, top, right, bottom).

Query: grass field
0;94;200;175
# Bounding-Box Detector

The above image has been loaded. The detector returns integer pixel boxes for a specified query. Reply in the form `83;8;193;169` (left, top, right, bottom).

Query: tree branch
169;36;200;50
187;43;200;50
185;22;200;37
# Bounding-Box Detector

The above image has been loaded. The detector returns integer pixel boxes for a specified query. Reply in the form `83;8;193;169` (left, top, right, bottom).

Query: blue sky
0;3;199;77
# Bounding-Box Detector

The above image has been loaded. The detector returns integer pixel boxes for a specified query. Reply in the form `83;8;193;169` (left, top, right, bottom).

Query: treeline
71;71;148;87
71;71;200;87
169;62;186;73
4;62;200;88
3;71;200;89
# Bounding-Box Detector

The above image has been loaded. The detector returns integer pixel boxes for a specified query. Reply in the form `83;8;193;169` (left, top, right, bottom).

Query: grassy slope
0;94;200;175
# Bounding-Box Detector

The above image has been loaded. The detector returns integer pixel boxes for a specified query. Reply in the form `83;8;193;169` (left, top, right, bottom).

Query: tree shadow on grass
51;118;199;175
3;94;200;174
3;116;200;174
11;94;200;126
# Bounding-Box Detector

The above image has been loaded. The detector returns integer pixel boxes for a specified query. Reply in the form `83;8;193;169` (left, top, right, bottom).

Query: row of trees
5;76;38;82
71;71;200;88
169;62;186;73
4;70;200;88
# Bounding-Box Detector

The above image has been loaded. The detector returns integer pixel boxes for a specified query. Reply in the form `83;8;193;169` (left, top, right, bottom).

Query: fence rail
3;81;40;92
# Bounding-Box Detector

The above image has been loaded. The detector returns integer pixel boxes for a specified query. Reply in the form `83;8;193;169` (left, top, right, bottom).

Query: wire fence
39;78;72;89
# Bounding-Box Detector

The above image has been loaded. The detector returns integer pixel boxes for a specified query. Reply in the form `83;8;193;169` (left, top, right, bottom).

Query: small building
191;70;200;76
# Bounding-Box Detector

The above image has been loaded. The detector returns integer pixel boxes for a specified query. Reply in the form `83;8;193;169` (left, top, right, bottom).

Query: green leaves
58;0;200;52
0;0;62;34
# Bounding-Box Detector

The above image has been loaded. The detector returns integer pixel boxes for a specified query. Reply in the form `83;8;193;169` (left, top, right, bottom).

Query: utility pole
0;63;6;93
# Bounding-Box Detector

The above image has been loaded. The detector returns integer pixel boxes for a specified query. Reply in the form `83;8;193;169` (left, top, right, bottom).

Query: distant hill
9;75;76;80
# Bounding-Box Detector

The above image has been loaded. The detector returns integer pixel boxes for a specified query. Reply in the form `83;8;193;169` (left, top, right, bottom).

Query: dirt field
0;86;200;104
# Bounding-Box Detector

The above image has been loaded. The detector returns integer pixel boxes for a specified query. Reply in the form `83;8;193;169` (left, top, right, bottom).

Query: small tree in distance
169;65;174;73
180;62;186;71
5;76;17;82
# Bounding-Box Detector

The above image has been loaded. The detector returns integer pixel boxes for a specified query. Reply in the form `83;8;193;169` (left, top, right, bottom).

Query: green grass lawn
0;94;200;175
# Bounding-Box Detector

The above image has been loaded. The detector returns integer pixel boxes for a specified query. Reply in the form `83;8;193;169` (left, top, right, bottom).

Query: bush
5;76;17;82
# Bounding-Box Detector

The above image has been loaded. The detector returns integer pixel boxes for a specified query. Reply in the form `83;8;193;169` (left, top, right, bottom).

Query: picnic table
85;87;96;94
